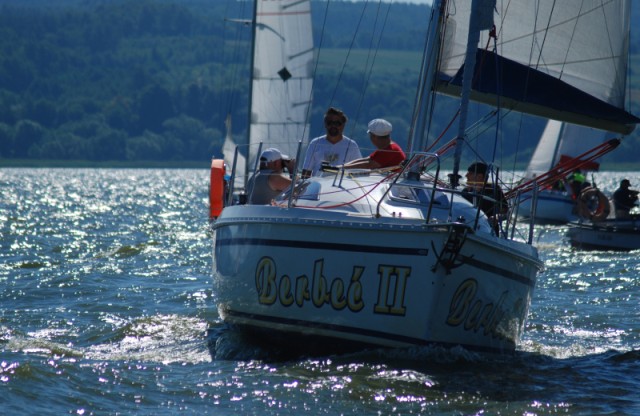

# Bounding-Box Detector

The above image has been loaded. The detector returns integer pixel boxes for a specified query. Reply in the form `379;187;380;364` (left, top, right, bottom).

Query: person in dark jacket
612;179;639;219
462;162;508;234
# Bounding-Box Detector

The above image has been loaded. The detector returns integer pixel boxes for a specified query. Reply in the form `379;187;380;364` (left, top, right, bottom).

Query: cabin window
281;181;321;201
390;185;415;201
389;185;450;208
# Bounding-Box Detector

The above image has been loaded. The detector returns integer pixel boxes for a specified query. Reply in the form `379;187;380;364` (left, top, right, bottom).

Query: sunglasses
325;120;343;127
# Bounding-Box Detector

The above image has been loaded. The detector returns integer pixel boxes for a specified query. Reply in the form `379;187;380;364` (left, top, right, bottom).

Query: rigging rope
219;0;253;142
505;138;621;200
304;0;332;148
326;1;370;107
351;1;392;137
277;172;397;210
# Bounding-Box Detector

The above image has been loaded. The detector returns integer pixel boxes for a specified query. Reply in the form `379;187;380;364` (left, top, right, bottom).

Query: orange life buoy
209;159;226;219
577;187;610;222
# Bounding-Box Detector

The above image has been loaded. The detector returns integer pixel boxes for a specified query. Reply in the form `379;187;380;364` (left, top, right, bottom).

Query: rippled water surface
1;168;639;415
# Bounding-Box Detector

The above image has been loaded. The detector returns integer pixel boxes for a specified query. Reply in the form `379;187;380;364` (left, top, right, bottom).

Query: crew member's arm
341;157;381;170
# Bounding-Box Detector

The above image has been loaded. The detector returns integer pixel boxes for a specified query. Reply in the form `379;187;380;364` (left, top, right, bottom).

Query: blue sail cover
436;49;640;135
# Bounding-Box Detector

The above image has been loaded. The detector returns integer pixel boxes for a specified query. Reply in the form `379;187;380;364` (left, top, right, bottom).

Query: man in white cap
301;107;362;178
246;148;296;204
341;118;406;170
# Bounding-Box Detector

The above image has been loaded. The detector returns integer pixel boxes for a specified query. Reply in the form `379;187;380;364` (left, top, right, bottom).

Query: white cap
367;118;392;136
260;148;290;162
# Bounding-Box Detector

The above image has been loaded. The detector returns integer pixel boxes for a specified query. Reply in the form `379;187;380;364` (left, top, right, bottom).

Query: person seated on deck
612;179;639;220
551;176;567;192
462;162;509;235
246;148;296;204
339;119;406;170
567;169;587;198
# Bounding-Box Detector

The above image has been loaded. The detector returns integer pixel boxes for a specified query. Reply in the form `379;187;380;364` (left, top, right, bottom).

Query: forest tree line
1;0;639;165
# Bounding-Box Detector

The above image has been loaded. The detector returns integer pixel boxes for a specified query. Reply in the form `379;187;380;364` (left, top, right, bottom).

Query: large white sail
249;0;314;167
437;0;638;134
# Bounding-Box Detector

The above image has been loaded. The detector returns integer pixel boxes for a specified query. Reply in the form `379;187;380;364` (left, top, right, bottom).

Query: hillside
0;0;638;167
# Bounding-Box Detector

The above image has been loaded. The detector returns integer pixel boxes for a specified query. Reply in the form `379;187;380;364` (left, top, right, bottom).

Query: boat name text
255;257;411;316
446;278;522;340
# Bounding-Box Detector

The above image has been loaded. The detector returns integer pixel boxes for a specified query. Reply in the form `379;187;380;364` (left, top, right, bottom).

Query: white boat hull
567;219;640;251
518;190;577;224
212;202;541;353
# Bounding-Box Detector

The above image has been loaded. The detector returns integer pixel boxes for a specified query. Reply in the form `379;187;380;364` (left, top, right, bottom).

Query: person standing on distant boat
568;169;588;198
462;162;509;235
301;107;362;178
246;148;295;204
341;118;406;170
612;179;639;219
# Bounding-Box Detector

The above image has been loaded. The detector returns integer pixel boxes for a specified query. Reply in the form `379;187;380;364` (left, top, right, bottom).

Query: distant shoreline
2;159;637;171
0;159;210;169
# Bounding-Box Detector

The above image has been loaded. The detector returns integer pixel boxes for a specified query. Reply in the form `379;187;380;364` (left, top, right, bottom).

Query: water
1;168;639;415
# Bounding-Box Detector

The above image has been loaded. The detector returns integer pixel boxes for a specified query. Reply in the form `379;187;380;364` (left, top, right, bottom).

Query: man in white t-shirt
301;107;362;178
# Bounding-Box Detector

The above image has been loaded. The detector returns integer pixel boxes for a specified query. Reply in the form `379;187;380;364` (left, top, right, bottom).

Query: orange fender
209;159;226;219
577;187;610;222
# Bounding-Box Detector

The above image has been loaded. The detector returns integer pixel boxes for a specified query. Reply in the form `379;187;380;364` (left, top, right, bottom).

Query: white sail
249;0;314;166
437;0;638;134
525;120;613;179
525;120;564;178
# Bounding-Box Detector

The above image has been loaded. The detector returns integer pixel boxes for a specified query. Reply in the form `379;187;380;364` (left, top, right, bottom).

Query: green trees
0;0;230;163
0;0;637;165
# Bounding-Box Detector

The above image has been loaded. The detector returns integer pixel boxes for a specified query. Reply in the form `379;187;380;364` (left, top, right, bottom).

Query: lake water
1;168;639;415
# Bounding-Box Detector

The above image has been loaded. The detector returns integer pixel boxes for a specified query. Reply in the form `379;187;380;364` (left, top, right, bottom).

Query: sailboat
518;120;616;224
567;213;640;251
209;1;637;354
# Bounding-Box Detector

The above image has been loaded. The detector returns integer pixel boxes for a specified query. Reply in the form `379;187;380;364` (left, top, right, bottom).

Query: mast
244;0;259;184
407;0;445;155
450;0;495;187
